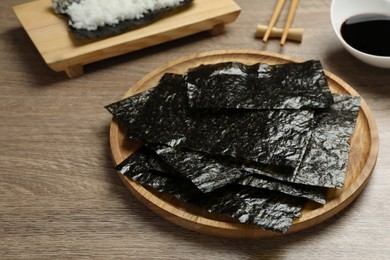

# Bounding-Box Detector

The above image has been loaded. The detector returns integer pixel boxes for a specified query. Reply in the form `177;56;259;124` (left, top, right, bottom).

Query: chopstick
280;0;299;45
262;0;286;42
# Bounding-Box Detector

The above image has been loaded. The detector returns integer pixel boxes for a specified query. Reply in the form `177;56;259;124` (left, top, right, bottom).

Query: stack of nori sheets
106;60;360;233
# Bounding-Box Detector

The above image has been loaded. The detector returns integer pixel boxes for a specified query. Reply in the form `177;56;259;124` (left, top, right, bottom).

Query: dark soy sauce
341;13;390;56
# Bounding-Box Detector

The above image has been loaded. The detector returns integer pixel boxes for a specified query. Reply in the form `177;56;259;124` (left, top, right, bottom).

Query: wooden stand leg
209;23;225;36
65;64;84;78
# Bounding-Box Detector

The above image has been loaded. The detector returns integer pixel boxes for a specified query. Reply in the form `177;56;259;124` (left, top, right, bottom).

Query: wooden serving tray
109;50;379;238
12;0;240;78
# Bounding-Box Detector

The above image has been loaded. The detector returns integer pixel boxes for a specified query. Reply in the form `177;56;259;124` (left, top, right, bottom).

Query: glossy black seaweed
192;185;304;233
149;144;326;203
243;94;361;189
150;144;250;193
106;73;314;168
115;146;166;175
237;175;326;204
117;151;304;233
291;94;361;188
115;147;201;201
106;74;190;145
107;61;361;233
184;60;334;110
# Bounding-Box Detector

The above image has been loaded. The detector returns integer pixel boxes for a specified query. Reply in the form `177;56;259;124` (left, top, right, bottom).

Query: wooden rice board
12;0;240;78
109;50;379;238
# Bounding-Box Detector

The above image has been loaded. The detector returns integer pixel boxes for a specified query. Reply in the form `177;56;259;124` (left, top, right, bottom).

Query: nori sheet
237;175;326;204
106;73;314;168
106;73;191;146
291;94;361;188
184;60;334;110
181;109;313;168
149;144;326;203
150;144;250;193
115;147;201;201
115;146;167;175
242;94;361;189
53;0;193;40
117;151;304;233
191;185;304;233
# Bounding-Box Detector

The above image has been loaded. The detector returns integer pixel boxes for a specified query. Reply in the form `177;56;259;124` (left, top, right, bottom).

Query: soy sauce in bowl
341;13;390;56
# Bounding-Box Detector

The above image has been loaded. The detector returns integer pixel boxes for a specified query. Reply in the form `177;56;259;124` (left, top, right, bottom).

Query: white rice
55;0;186;31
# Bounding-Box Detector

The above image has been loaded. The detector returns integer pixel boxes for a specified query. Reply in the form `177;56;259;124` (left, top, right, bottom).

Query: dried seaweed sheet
243;94;361;189
106;74;191;146
150;145;249;193
192;186;304;233
106;73;314;168
115;148;200;201
53;0;193;40
118;157;303;232
291;94;361;188
115;146;166;175
237;175;326;204
116;149;305;233
150;144;326;203
184;60;334;110
181;109;313;168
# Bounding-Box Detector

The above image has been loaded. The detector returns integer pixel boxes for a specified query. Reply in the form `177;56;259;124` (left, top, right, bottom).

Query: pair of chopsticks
263;0;299;45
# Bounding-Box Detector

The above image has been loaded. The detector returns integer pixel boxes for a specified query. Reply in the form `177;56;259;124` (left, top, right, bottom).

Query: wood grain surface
109;50;378;238
1;0;390;258
12;0;240;77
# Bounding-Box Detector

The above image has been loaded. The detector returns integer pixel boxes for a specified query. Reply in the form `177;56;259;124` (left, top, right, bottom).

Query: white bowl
330;0;390;68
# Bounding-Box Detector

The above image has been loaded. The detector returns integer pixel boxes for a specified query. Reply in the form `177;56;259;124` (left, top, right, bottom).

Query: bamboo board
109;50;379;238
12;0;241;78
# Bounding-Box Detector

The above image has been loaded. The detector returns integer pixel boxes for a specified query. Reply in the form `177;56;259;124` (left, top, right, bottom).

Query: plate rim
108;50;379;238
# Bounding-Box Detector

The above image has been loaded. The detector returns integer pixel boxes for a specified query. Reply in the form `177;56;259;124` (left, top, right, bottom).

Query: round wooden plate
109;50;378;238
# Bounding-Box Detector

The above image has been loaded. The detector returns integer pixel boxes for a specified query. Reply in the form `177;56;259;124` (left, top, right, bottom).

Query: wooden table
1;0;389;258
